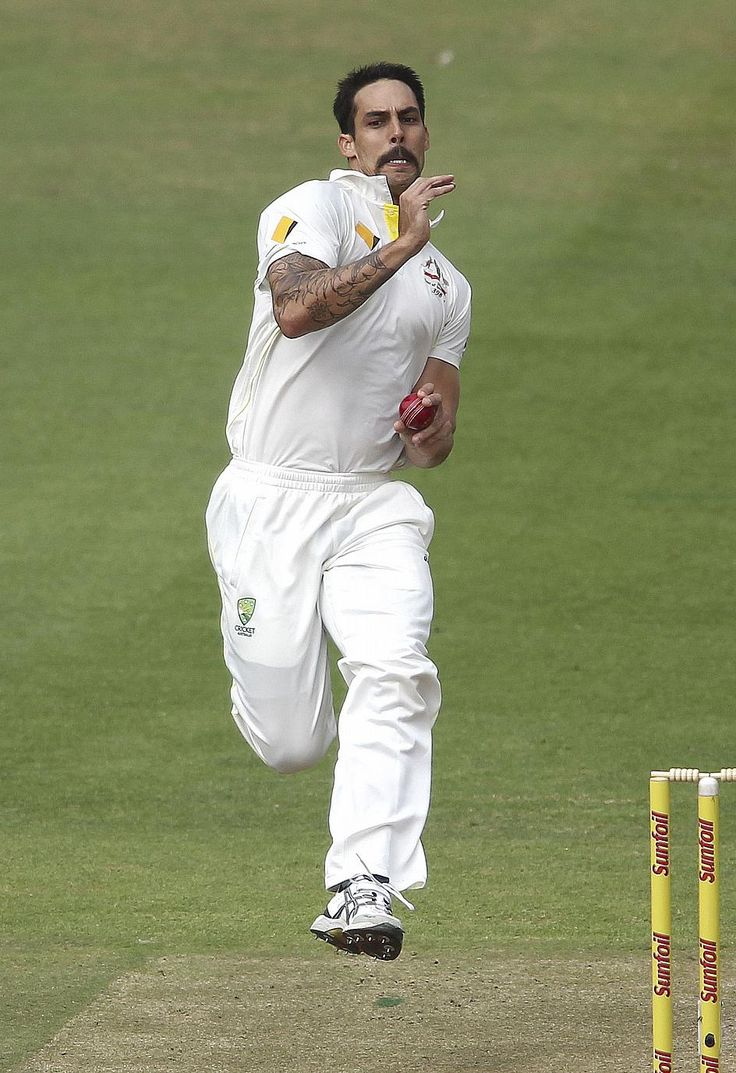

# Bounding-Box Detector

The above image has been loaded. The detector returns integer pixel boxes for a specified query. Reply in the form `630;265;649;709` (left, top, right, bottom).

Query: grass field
2;1;735;1069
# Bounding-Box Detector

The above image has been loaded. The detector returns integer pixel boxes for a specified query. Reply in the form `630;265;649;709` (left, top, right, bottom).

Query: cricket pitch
16;950;730;1072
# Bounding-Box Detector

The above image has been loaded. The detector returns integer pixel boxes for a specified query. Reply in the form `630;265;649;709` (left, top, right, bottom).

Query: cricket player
206;61;471;961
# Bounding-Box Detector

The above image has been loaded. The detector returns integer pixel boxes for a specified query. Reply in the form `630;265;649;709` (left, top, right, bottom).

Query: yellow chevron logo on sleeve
355;222;380;250
272;216;298;243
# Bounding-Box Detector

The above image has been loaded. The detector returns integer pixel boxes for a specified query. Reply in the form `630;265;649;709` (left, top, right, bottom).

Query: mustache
377;148;419;168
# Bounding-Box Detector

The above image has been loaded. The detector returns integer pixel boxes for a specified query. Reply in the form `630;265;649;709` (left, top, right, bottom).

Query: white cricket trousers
205;458;441;892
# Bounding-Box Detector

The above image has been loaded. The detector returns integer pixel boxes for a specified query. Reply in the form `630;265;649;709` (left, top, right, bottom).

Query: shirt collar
329;168;393;205
328;168;445;230
332;168;394;206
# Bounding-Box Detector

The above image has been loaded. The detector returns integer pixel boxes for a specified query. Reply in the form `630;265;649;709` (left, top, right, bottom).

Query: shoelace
351;882;391;913
355;856;415;912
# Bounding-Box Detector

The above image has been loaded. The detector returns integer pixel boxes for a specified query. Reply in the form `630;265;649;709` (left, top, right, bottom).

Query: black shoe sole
346;924;404;961
311;924;403;961
310;926;362;955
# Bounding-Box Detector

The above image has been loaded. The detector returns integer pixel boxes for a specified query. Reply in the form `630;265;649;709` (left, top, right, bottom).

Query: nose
388;115;404;141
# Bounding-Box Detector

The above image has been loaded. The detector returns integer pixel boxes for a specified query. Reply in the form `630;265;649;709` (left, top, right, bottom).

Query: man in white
206;62;471;960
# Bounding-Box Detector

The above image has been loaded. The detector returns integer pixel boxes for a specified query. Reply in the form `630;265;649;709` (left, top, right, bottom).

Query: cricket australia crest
236;597;257;636
237;597;256;624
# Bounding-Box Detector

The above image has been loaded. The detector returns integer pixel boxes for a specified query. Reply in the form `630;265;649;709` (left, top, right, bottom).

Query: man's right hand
397;175;456;255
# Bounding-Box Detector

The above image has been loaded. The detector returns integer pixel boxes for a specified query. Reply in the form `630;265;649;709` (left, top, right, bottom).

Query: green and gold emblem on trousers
237;598;256;625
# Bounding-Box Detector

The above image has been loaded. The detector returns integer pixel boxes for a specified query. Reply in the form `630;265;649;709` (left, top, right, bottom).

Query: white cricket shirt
226;169;472;474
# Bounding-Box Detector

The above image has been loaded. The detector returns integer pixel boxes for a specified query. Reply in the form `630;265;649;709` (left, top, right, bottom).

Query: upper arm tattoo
267;249;393;333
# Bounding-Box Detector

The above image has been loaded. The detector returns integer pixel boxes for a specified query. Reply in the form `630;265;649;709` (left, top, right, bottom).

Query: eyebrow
362;107;421;120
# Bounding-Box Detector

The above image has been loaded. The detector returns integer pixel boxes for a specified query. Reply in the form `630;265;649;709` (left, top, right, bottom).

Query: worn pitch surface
16;953;733;1073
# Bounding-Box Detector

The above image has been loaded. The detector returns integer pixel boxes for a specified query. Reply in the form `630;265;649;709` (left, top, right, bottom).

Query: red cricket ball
399;392;435;431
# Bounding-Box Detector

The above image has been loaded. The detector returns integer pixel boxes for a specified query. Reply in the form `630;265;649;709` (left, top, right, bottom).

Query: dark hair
333;62;426;135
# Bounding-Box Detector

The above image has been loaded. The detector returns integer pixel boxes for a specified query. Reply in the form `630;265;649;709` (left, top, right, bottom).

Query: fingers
418;175;456;191
415;382;441;405
409;415;449;446
423;175;456;198
401;176;456;203
394;398;447;446
394;416;452;455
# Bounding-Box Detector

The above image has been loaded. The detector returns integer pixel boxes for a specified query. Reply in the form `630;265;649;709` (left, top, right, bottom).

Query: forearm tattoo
267;251;394;331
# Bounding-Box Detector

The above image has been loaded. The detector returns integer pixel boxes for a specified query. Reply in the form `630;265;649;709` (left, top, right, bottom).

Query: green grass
2;0;735;1067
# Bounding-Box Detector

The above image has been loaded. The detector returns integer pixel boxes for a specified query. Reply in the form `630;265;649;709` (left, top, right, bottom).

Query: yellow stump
698;775;720;1071
650;777;673;1072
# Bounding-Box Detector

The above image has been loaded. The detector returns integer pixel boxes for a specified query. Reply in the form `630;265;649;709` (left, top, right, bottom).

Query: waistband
229;458;389;493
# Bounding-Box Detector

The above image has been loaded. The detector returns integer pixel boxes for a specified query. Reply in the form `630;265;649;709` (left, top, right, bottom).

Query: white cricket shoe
310;872;414;961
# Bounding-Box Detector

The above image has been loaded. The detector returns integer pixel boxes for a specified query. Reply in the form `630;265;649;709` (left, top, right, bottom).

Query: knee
341;649;442;718
230;701;335;774
393;652;441;719
380;647;438;687
261;738;331;775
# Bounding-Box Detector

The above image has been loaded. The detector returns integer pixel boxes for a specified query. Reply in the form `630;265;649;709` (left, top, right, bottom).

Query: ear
338;133;355;161
424;126;430;152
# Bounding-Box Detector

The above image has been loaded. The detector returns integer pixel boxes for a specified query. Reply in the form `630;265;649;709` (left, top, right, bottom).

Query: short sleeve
255;181;346;288
430;272;472;368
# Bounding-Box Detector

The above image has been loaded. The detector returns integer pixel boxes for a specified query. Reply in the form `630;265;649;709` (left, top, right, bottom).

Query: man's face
338;79;430;199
